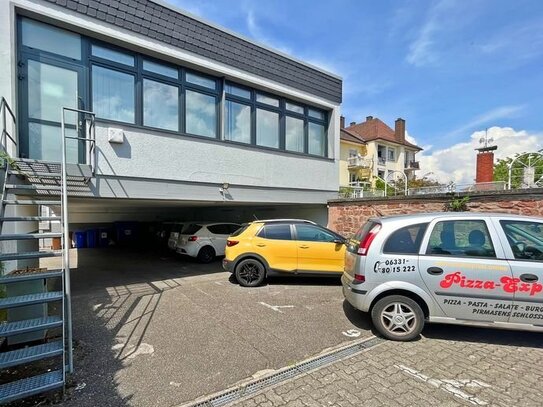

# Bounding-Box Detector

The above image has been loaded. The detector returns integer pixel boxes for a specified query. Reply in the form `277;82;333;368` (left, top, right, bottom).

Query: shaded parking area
31;248;543;407
59;248;371;406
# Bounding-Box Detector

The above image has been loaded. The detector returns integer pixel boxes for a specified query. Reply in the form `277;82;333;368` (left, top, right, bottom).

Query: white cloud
418;127;543;185
480;19;543;62
245;9;292;55
406;0;455;66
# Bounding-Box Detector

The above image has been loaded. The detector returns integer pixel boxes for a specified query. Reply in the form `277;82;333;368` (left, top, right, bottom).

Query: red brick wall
475;151;494;183
327;190;543;237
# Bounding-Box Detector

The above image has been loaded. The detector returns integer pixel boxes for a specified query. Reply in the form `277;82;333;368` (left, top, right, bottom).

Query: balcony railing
405;161;420;170
347;156;372;168
339;185;385;199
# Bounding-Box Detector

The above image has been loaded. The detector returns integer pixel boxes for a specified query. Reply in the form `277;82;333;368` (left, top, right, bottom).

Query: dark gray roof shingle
42;0;342;103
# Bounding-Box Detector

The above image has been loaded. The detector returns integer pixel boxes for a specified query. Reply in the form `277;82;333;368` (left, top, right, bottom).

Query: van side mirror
333;238;346;244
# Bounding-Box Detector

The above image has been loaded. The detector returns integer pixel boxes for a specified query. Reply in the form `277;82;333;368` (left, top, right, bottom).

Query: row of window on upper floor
19;17;329;157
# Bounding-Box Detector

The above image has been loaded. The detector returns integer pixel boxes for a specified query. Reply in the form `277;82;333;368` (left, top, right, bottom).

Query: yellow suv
223;219;346;287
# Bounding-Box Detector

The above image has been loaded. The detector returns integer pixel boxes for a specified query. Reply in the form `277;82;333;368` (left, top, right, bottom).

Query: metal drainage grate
187;336;384;407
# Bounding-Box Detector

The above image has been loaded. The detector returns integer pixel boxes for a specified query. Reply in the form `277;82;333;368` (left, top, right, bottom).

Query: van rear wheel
371;295;424;341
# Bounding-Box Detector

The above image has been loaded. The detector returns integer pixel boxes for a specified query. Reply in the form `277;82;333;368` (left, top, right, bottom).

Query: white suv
176;222;241;263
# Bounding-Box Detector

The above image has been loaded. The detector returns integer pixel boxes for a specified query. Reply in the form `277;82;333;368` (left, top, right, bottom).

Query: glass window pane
225;83;251;99
308;122;326;156
257;224;292;240
92;66;135;123
92;44;134;66
28;123;79;163
426;220;496;258
143;60;178;79
296;225;336;242
308;108;326;120
286;102;304;114
256;109;279;148
500;220;543;261
22;18;81;60
285;116;304;153
185;90;217;138
186;72;216;89
256;93;279;107
143;79;179;131
383;223;428;254
225;100;251;144
28;60;78;124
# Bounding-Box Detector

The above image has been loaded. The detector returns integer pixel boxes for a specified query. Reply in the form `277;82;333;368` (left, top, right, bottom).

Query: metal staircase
0;101;96;404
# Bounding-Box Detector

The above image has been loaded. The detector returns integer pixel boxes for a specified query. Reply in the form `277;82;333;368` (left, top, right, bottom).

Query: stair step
0;216;58;222
9;170;62;178
0;316;63;337
0;370;64;404
0;270;63;284
0;232;63;241
0;251;62;261
0;340;63;369
2;200;62;206
5;184;63;191
0;292;63;309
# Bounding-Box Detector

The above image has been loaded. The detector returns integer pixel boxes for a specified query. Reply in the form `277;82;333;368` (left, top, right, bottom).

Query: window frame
382;223;428;255
256;223;294;241
293;224;343;243
17;16;330;160
424;219;497;259
499;220;543;262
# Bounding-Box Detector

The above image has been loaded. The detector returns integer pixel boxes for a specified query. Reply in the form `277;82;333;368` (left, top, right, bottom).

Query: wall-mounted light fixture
219;182;230;193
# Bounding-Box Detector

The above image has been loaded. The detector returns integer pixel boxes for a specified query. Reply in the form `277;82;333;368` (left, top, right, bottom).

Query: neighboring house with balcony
339;119;371;188
343;116;422;184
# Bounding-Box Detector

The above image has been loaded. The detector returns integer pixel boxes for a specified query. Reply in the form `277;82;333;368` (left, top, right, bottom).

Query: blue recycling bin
87;229;97;248
74;231;87;248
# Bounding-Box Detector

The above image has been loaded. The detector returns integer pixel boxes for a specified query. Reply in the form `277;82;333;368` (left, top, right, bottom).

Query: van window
257;224;292;240
347;221;379;254
383;223;428;254
426;220;496;258
500;220;543;261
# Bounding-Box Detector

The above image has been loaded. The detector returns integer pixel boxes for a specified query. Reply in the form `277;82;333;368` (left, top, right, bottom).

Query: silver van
342;212;543;341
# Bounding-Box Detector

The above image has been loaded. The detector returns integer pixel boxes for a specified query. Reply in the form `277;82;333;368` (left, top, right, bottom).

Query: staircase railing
60;106;95;372
1;97;17;156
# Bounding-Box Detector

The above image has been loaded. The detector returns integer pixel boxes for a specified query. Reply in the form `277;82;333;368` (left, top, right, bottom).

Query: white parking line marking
342;329;361;338
394;364;491;405
259;302;294;313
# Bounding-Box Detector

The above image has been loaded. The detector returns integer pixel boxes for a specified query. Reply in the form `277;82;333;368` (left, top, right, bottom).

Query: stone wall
327;189;543;237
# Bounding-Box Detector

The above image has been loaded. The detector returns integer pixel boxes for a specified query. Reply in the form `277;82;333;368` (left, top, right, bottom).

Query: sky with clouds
166;0;543;183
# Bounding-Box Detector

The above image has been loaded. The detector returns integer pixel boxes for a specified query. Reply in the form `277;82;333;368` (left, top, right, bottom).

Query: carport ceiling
69;198;315;211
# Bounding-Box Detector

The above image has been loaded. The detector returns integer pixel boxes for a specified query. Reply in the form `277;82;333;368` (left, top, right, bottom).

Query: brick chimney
475;146;497;183
350;121;356;126
366;116;373;122
340;116;345;129
395;118;405;143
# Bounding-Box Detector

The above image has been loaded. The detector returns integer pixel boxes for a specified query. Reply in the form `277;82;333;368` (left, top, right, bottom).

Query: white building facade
0;0;342;225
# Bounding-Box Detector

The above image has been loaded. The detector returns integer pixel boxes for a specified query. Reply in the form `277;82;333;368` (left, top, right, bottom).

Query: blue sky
166;0;543;181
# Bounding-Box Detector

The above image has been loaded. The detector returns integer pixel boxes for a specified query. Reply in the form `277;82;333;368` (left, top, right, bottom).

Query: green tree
494;151;543;189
